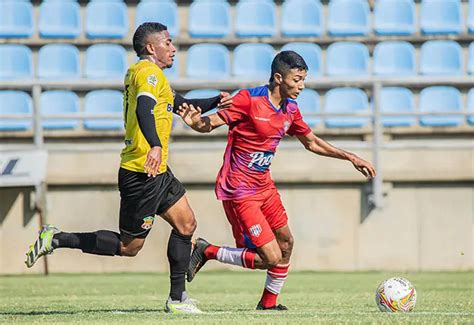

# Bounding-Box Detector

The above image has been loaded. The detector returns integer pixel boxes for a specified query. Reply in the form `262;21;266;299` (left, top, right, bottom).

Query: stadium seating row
1;87;473;131
2;41;473;80
1;0;474;39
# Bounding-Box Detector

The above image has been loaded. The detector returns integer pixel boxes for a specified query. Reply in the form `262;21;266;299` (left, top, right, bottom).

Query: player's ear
144;42;155;56
274;73;283;86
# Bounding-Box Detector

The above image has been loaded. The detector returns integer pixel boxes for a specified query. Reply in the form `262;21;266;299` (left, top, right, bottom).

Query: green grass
0;271;472;324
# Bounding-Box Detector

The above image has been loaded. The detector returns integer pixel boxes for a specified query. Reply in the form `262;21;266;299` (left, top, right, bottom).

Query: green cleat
164;293;203;314
25;224;59;268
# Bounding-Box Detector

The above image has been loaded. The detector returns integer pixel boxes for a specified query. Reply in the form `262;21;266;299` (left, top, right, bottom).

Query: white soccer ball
375;277;417;312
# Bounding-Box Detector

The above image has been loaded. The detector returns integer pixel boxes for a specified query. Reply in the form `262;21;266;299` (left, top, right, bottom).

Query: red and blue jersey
215;85;312;200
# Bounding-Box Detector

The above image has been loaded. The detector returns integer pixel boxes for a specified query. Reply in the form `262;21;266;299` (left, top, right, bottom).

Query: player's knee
175;218;197;236
280;235;294;255
264;250;282;268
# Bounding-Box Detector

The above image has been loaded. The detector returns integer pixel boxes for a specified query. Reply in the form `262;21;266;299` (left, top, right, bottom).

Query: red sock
260;288;278;308
242;249;256;269
204;244;219;260
259;264;290;308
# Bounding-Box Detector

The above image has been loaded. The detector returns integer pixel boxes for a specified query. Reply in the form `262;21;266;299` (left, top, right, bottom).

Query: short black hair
133;22;168;57
269;51;308;82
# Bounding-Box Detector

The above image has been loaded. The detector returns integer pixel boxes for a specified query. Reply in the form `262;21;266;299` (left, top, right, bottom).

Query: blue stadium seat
420;0;462;35
235;1;276;37
419;86;463;127
0;1;33;38
135;1;179;38
326;42;369;76
0;45;32;80
188;1;230;38
84;90;123;130
373;41;416;76
0;91;32;131
38;44;80;79
469;0;474;33
379;87;416;127
296;89;320;127
374;0;415;35
468;42;474;75
185;89;221;116
41;91;79;130
164;54;179;80
324;88;370;128
86;1;128;39
281;43;321;79
85;44;127;79
468;88;474;125
233;44;274;80
328;0;369;36
39;1;81;38
420;40;463;75
281;0;322;37
186;44;230;79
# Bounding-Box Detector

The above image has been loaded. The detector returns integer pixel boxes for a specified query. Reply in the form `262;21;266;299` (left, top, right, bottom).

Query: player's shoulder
286;98;301;114
133;61;166;84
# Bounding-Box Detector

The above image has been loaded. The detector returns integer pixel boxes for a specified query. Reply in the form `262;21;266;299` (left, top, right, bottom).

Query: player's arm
176;103;226;133
296;132;376;179
172;91;232;114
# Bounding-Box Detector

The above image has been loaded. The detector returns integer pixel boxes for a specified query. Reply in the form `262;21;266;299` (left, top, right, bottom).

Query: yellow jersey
120;60;174;174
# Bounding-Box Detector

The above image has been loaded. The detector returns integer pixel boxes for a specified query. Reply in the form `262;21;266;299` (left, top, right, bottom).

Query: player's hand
177;103;203;127
144;146;162;177
217;91;232;109
350;155;376;179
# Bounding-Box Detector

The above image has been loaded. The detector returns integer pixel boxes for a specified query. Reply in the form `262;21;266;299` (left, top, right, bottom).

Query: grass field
1;271;472;324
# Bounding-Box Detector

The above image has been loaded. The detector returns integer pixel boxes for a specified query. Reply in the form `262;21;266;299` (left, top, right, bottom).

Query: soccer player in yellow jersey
25;23;232;314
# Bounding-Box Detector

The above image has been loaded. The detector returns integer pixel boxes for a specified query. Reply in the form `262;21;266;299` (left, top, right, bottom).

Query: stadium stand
84;90;123;130
40;91;79;130
186;44;230;79
419;86;464;127
0;91;32;131
165;54;179;80
380;87;416;127
235;1;276;37
185;89;221;116
324;88;370;128
468;88;474;125
233;43;274;80
420;40;463;75
281;0;323;37
38;44;80;80
373;41;416;76
188;0;230;38
296;88;320;127
281;42;321;79
327;0;369;36
0;44;32;80
39;0;81;39
135;0;179;38
0;1;33;38
468;42;474;75
420;0;462;35
326;42;369;76
86;0;128;39
373;0;415;35
469;0;474;33
84;44;127;79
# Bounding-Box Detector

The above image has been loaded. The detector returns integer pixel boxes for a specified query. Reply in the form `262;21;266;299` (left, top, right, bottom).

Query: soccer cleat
165;294;203;314
25;224;59;268
187;237;210;282
256;302;288;311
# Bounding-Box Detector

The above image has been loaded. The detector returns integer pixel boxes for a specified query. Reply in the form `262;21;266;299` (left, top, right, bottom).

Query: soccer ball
375;277;417;312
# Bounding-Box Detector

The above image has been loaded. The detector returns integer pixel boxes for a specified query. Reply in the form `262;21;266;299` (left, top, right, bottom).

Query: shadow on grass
0;308;164;316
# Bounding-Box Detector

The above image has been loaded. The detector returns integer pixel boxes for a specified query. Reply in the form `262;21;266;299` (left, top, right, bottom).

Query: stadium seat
373;41;416;76
296;89;320;127
374;0;415;35
135;1;179;38
235;1;276;37
188;1;230;38
0;1;33;38
467;88;474;125
41;91;79;130
379;87;416;127
0;45;32;80
328;0;369;36
281;43;321;79
86;1;128;39
38;44;80;79
420;0;462;35
84;90;123;130
0;91;32;131
469;0;474;33
233;44;274;80
85;44;127;79
39;1;81;38
420;40;463;75
419;86;463;127
324;88;370;128
164;54;179;80
326;42;369;76
185;89;221;116
468;42;474;75
186;44;230;79
281;0;322;37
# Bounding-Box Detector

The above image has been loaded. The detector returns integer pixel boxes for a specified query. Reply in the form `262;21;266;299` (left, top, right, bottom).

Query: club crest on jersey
141;216;154;230
283;121;290;132
249;224;262;237
147;75;157;87
248;151;274;172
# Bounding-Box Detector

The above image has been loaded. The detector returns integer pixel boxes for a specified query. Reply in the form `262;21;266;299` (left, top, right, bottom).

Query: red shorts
222;187;288;249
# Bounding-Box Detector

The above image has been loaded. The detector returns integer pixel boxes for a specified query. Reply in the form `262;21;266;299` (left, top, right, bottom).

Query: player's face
280;68;307;100
146;30;176;69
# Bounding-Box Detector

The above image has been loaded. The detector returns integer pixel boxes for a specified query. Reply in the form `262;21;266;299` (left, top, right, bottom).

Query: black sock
167;229;192;301
53;231;122;256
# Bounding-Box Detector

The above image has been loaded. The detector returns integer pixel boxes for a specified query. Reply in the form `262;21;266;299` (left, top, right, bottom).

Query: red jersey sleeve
217;89;251;125
287;107;312;136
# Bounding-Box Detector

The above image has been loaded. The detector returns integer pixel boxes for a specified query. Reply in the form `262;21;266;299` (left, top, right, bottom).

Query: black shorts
118;167;186;238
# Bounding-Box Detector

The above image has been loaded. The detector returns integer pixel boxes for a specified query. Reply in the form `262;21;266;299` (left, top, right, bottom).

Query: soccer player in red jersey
178;51;376;310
